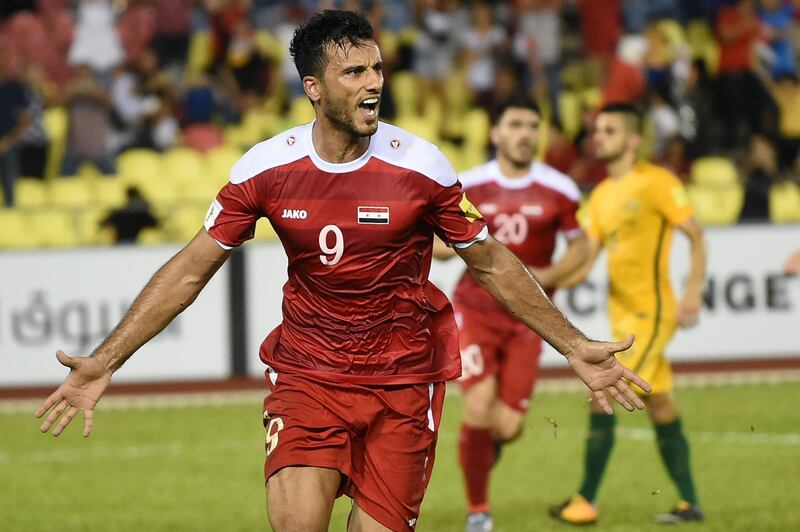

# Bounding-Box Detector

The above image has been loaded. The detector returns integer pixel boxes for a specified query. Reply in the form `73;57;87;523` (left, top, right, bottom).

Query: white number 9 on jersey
319;224;344;265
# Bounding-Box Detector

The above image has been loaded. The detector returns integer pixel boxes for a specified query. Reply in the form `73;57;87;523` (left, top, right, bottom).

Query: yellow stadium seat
769;181;800;223
187;31;212;74
138;227;170;245
686;19;719;74
117;149;163;186
29;210;80;247
205;146;243;187
288;97;315;127
179;179;220;204
558;90;582;140
690;157;739;187
0;210;42;249
48;178;93;208
439;142;466;173
255;30;284;64
15;179;48;208
394;115;438;143
93;177;127;207
687;183;744;225
162;147;205;186
462;108;490;150
657;19;688;50
390;71;419;119
167;205;210;242
78;207;114;246
136;175;181;206
252;218;279;242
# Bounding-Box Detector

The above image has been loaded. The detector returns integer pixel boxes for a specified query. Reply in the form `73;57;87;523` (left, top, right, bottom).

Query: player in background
550;103;707;526
35;12;652;532
434;97;589;532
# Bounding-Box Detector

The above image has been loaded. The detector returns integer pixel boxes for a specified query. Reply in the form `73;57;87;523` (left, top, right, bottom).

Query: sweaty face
317;39;383;137
493;108;540;167
593;113;632;163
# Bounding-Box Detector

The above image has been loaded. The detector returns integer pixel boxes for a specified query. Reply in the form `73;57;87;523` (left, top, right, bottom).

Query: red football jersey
452;159;582;315
205;121;487;385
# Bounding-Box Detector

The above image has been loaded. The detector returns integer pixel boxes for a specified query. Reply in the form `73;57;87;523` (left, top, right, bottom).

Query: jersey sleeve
427;182;488;248
649;168;693;226
204;176;266;249
584;188;603;242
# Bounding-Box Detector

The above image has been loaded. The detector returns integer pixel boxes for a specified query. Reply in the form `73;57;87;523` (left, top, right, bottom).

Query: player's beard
323;95;378;138
501;140;535;169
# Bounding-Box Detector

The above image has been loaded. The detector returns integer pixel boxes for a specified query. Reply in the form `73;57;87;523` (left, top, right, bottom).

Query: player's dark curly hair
289;10;374;79
492;96;541;124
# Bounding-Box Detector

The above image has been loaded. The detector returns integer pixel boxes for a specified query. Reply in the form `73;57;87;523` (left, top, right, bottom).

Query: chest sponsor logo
478;203;498;214
520;204;544;217
357;206;390;224
281;208;308;219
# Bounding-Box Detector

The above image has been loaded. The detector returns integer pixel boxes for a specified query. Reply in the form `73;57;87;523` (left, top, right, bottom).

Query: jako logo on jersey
286;135;296;146
390;138;401;149
358;206;390;224
282;209;308;219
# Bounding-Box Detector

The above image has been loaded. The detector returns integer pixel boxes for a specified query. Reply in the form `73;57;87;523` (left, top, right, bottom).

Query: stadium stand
0;1;797;250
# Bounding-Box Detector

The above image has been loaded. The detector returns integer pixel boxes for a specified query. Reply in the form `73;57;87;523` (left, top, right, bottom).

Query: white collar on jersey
304;120;377;173
488;160;539;189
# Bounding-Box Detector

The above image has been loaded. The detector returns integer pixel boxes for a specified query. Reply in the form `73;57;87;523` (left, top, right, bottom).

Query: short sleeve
427;181;488;248
204;177;265;249
584;188;603;242
649;169;693;226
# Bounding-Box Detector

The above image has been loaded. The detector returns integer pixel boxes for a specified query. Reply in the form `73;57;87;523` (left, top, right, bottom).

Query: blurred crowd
1;0;800;225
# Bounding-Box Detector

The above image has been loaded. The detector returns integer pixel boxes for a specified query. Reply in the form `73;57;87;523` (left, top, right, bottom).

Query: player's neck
607;152;637;179
497;157;532;179
311;118;371;164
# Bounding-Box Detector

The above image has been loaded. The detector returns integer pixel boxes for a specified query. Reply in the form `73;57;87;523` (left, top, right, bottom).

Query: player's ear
303;76;322;105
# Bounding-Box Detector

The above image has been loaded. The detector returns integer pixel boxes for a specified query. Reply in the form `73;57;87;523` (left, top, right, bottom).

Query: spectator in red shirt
715;0;778;148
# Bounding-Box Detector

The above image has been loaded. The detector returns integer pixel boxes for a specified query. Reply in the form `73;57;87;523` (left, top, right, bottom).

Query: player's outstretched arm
676;216;706;328
35;229;231;437
455;236;651;413
557;236;601;289
529;232;590;289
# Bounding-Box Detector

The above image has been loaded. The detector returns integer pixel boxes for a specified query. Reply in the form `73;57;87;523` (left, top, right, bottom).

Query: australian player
434;98;589;532
550;103;707;525
35;12;652;532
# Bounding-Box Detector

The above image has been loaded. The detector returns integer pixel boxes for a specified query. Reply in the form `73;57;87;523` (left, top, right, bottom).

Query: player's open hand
34;350;112;437
677;293;701;328
784;250;800;276
565;335;651;414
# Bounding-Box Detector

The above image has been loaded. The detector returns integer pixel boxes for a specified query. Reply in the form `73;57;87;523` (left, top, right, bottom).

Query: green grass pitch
1;381;798;531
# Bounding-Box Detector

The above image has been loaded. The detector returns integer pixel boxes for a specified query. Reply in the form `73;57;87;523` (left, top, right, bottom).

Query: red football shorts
456;306;543;412
262;371;446;531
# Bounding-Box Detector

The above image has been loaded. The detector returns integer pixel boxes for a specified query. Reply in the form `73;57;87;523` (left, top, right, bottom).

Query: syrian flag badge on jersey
357;206;390;224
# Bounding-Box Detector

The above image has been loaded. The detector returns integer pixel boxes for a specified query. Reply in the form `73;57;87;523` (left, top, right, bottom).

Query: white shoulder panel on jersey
229;123;311;184
458;161;496;190
532;162;581;202
371;122;458;187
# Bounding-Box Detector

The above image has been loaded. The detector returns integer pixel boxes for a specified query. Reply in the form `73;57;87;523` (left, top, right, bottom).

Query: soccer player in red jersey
434;98;590;532
35;11;650;532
